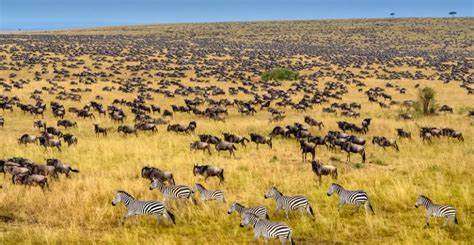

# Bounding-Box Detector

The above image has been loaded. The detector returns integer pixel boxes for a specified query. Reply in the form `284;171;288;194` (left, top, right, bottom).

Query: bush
261;68;299;81
414;87;438;115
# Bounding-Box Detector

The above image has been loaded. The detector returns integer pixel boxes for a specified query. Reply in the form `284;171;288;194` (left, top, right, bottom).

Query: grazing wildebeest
94;124;108;136
223;132;249;147
311;160;338;186
250;133;272;149
167;121;196;134
340;142;366;163
190;141;212;155
396;128;411;139
136;122;157;132
118;125;137;136
57;119;77;129
362;118;372;132
46;159;79;178
141;166;175;185
62;133;78;146
304;116;324;129
299;140;316;162
215;141;237;157
372;136;399;151
193;164;224;183
18;134;38;145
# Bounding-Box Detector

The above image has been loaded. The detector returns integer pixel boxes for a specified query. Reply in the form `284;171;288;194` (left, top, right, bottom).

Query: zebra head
112;190;133;206
415;195;430;208
264;186;281;199
327;183;340;196
239;213;257;228
149;178;163;190
227;202;241;215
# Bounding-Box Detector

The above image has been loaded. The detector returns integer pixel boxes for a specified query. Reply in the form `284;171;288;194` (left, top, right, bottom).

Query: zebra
264;186;315;219
227;202;270;220
326;183;374;214
149;179;197;204
415;195;458;227
111;190;175;225
194;183;226;203
239;213;294;245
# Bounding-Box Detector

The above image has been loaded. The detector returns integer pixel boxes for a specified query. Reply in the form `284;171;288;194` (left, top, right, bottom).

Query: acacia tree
415;87;438;115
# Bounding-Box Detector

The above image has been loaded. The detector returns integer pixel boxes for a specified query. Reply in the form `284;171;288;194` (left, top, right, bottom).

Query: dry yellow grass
0;18;473;244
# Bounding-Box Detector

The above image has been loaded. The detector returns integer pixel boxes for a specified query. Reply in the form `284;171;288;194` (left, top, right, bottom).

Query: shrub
261;68;299;82
414;87;438;115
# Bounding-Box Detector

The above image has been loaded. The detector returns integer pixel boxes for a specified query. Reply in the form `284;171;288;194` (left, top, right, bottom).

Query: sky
1;0;473;30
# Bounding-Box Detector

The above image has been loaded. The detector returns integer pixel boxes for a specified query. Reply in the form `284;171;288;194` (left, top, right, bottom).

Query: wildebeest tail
69;167;79;173
362;150;366;163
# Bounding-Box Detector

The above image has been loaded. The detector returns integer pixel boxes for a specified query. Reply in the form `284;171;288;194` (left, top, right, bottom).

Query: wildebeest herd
0;18;472;243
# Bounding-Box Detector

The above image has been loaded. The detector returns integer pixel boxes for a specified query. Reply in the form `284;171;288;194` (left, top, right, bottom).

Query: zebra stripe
227;202;269;219
195;183;226;202
111;190;175;224
264;186;314;219
327;183;374;214
240;213;293;244
415;195;458;227
150;179;197;204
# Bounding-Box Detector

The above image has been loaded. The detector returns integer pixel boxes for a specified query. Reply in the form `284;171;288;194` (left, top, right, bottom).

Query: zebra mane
272;186;283;196
117;190;135;199
418;195;431;202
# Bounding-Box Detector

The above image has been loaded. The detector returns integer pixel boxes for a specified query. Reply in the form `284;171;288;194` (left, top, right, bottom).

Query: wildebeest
18;134;38;145
304;116;324;129
12;173;49;189
223;132;249;147
38;135;62;151
299;140;316;162
198;134;221;144
372;136;399;151
215;141;237;157
57;119;77;129
167;121;196;134
0;116;4;127
94;124;108;136
62;133;78;146
340;142;366;163
193;164;224;183
46;158;79;177
118;125;138;136
396;128;411;139
250;133;272;149
190;141;212;154
141;166;175;186
311;160;338;186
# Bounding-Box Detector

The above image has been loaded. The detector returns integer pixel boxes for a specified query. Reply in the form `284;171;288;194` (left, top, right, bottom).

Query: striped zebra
111;190;175;224
150;179;197;204
415;195;458;227
264;186;314;219
227;202;270;219
194;183;226;203
326;183;375;214
240;213;294;245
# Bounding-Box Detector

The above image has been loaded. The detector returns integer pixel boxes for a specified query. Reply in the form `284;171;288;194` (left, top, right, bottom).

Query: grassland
0;18;473;244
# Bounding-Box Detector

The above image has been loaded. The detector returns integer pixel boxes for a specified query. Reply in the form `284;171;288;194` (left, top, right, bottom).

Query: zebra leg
285;210;289;219
424;214;430;228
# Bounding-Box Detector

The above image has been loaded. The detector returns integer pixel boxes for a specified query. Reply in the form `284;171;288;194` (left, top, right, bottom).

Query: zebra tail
69;167;79;173
454;216;459;224
362;150;366;163
219;169;225;182
366;201;375;214
289;233;295;245
308;204;315;217
166;210;176;224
